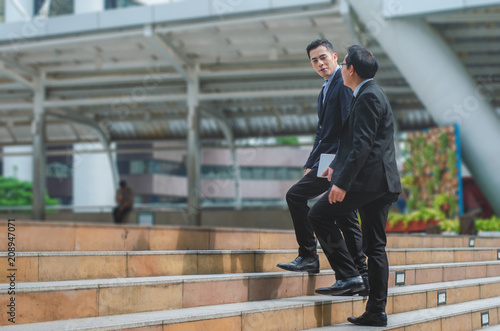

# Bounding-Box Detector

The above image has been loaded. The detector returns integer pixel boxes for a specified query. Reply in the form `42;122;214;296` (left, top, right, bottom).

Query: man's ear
332;53;338;62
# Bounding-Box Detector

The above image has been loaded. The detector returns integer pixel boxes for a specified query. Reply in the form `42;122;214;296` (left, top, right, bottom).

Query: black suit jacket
304;69;353;169
331;80;401;193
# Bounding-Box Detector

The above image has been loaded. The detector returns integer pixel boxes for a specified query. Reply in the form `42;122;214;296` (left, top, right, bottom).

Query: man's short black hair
119;180;126;187
306;39;334;59
345;45;379;79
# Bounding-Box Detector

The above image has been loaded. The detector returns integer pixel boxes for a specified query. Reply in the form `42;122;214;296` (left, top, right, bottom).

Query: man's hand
304;168;311;176
321;167;334;181
328;185;346;204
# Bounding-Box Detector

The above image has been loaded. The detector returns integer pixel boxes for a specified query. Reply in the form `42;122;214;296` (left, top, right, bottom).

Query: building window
130;160;146;174
105;0;183;10
117;158;303;181
46;162;72;179
105;0;142;9
34;0;74;17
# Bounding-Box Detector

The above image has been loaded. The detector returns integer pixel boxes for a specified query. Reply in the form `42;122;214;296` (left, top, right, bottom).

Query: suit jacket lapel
321;69;341;112
317;69;342;126
317;86;324;116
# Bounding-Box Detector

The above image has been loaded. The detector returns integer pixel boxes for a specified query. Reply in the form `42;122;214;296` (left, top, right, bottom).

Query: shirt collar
353;78;373;97
323;65;339;86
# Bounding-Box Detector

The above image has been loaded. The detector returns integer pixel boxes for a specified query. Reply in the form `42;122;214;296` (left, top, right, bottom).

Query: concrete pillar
72;142;115;213
348;0;500;215
74;0;104;14
32;76;46;220
105;142;119;189
186;67;201;226
217;119;242;210
231;146;242;210
2;146;33;181
5;0;33;22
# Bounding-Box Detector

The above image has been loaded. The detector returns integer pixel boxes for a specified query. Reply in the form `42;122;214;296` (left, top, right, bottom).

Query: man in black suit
310;45;401;327
277;39;368;294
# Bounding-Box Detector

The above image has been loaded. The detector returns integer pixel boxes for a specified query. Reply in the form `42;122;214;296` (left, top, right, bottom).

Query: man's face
341;54;352;88
309;45;338;79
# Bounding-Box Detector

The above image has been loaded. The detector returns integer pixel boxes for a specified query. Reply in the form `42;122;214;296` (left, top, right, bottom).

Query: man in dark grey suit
310;45;401;327
277;39;368;295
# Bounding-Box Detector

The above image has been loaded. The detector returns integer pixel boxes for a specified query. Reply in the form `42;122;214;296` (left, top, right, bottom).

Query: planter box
477;231;500;237
385;221;407;233
386;219;439;234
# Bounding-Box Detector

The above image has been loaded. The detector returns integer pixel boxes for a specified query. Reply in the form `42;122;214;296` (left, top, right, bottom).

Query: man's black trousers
285;168;367;278
308;190;398;313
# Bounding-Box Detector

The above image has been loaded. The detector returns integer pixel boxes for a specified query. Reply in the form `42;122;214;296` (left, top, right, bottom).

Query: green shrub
0;176;58;212
475;216;500;232
439;219;460;233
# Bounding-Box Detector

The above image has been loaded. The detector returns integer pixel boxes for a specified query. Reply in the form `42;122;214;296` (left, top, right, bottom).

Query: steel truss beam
0;62;34;89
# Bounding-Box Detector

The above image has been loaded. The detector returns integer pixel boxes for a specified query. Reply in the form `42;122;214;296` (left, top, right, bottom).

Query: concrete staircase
1;220;500;330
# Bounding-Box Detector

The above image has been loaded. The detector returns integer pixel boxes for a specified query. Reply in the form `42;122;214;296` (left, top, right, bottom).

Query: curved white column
348;0;500;214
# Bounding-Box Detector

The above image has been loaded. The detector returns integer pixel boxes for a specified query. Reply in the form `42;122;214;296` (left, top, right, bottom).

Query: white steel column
203;109;242;210
32;75;46;220
186;66;201;226
231;145;242;210
348;0;500;215
144;25;202;225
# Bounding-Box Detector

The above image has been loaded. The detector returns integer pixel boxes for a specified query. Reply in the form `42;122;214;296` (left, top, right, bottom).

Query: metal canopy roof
0;0;499;146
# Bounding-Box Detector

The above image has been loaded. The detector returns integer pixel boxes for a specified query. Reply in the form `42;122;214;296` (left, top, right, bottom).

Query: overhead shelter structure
0;0;499;223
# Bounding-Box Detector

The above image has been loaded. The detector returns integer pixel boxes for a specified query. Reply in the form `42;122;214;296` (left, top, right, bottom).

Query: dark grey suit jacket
331;80;401;193
304;69;353;169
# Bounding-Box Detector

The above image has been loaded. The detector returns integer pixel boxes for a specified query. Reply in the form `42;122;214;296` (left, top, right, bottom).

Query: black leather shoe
348;311;387;327
276;256;319;273
341;275;370;296
315;275;365;295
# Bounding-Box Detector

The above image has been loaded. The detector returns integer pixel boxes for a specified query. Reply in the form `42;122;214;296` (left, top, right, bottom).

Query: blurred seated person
113;180;134;224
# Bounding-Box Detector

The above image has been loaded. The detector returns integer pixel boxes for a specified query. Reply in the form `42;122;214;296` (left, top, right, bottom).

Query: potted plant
475;216;500;236
386;208;444;233
439;218;460;235
386;212;407;232
405;208;443;233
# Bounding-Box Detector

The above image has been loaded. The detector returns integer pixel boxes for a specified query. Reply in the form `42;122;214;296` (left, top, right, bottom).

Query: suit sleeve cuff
333;176;352;191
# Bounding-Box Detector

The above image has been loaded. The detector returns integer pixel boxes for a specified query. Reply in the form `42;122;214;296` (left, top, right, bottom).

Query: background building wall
2;146;33;181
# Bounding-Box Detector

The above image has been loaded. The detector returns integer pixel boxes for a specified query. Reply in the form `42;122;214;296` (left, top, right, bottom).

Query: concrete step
1;247;499;283
1;220;499;252
0;220;296;251
306;297;500;330
1;262;499;326
2;283;499;330
476;325;500;331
